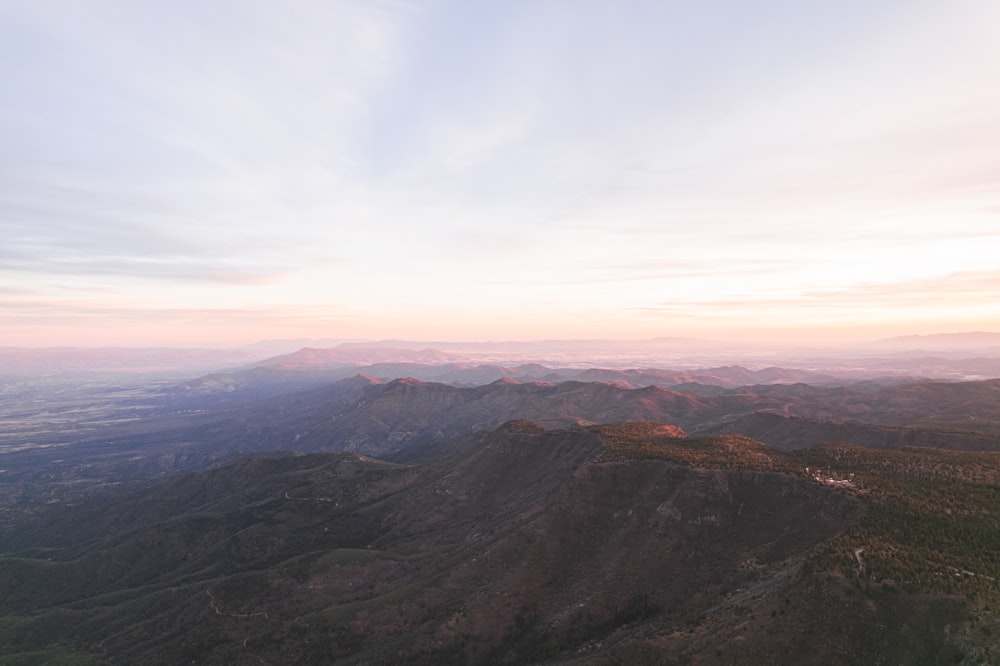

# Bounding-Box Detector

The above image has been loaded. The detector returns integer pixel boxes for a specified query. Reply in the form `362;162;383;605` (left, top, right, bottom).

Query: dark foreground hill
2;422;999;664
701;411;1000;452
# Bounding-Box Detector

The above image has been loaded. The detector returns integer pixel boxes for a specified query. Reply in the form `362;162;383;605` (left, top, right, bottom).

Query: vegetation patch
0;646;107;666
597;424;1000;661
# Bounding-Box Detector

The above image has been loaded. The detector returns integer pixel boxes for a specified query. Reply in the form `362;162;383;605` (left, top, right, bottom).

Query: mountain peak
394;377;428;387
496;419;546;434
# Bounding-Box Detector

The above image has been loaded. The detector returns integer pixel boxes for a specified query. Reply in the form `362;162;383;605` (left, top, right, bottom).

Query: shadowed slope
0;423;936;665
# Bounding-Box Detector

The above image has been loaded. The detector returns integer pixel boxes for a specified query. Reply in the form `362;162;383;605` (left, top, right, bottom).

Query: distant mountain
237;338;356;357
266;335;1000;373
869;331;1000;352
256;346;464;368
331;336;734;352
570;365;844;388
250;336;759;369
7;335;999;385
209;357;864;395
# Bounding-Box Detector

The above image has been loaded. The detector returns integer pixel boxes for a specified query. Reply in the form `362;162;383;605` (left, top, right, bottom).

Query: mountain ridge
4;421;997;664
0;425;865;663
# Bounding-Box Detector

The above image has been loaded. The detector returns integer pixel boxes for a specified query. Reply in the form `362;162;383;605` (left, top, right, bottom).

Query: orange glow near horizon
2;3;999;349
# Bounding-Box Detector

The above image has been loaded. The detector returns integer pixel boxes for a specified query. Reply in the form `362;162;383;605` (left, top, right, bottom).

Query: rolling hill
3;422;998;664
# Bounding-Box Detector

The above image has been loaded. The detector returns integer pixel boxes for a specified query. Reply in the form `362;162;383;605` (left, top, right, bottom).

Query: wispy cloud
2;1;999;345
639;270;1000;317
2;257;292;285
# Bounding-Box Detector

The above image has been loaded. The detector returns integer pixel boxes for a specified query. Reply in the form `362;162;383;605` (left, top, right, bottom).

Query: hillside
2;423;998;664
700;411;1000;451
244;376;1000;457
5;375;1000;494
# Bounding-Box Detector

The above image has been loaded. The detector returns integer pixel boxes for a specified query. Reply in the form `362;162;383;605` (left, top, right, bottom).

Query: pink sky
3;1;999;348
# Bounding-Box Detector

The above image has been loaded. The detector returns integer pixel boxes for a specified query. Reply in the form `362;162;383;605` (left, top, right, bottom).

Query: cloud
1;256;292;286
639;270;1000;316
2;1;998;345
545;259;795;286
1;1;410;271
0;297;356;347
802;270;1000;308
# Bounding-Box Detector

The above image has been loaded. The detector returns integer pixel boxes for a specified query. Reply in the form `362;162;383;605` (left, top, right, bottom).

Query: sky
2;0;999;348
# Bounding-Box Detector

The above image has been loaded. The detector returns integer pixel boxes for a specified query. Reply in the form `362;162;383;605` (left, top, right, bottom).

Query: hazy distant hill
179;355;908;401
257;345;463;367
871;331;1000;352
5;374;1000;489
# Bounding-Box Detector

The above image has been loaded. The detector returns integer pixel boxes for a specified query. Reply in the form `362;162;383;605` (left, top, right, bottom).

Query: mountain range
2;343;1000;663
4;371;1000;490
